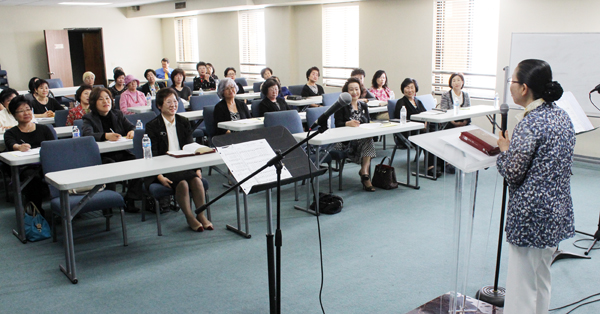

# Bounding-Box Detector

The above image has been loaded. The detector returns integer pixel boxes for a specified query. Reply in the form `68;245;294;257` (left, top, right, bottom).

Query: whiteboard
509;33;600;115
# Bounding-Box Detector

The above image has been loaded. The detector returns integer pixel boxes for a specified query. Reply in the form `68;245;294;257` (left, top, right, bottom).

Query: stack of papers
10;147;40;157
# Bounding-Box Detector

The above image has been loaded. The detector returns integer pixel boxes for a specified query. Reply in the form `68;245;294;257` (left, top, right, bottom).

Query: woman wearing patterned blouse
497;59;574;314
368;70;394;102
213;78;250;136
333;77;376;192
66;85;92;126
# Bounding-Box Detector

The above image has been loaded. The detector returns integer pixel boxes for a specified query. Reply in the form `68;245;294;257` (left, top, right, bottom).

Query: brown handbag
371;157;398;190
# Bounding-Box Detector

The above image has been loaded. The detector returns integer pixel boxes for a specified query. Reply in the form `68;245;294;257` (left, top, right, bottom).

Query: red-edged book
459;129;500;156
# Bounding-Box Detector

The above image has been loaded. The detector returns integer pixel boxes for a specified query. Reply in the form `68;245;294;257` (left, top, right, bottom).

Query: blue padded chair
114;95;120;111
189;94;220;142
322;92;341;107
250;99;262;117
288;85;304;96
184;81;194;91
253;81;263;92
132;129;211;235
40;137;127;245
203;105;218;146
54;109;69;127
46;78;63;88
263;111;304;134
125;111;157;128
73;119;83;131
306;107;346;191
234;77;248;89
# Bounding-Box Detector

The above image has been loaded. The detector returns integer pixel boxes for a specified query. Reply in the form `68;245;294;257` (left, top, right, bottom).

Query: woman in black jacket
213;78;251;136
258;77;292;117
333;77;376;191
140;69;165;96
82;87;142;212
144;88;210;232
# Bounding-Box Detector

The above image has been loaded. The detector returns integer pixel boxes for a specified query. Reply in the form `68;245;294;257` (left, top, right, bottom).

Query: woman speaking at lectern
496;59;575;314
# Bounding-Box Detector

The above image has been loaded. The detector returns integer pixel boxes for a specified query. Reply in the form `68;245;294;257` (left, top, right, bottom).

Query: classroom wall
0;6;163;91
496;0;600;158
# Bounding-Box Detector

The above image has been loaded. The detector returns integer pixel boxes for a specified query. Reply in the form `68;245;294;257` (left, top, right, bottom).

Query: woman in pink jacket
120;75;146;115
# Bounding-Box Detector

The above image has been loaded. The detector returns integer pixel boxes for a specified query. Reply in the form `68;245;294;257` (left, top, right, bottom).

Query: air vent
175;2;186;9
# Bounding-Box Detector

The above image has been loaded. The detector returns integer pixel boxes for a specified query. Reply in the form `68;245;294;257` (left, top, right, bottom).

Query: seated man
155;58;174;79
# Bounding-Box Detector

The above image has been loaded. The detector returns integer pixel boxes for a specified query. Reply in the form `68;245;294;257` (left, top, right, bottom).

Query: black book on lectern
212;126;327;194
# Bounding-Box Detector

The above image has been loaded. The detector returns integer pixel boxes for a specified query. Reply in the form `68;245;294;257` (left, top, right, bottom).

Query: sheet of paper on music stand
216;139;292;194
555;91;594;134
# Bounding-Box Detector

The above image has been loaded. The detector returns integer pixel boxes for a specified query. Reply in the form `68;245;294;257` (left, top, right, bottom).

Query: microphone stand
475;67;510;307
195;123;329;314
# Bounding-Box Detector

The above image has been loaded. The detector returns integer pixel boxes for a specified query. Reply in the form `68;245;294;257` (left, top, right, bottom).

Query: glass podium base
405;292;503;314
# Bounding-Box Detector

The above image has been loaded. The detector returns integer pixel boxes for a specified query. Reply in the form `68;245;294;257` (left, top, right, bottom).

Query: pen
110;128;115;133
20;139;25;144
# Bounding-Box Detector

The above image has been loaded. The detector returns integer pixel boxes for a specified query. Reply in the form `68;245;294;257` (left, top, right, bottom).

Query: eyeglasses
15;108;32;114
510;80;521;84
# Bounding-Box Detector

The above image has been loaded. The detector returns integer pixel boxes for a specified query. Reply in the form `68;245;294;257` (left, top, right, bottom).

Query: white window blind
322;4;359;87
238;10;266;80
433;0;499;99
174;17;199;63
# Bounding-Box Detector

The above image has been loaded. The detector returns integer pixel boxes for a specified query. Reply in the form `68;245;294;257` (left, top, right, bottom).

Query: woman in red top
66;85;92;126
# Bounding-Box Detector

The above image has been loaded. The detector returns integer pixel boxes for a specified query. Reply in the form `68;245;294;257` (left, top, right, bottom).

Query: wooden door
44;30;74;87
82;31;107;87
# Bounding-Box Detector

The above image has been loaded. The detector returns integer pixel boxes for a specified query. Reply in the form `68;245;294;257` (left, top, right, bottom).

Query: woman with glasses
213;78;251;136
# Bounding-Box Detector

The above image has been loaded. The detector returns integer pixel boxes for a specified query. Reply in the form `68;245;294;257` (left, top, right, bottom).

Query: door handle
48;72;54;76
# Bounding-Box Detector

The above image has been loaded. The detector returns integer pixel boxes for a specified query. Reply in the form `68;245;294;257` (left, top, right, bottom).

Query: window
238;10;266;80
322;4;359;87
433;0;499;99
174;17;199;63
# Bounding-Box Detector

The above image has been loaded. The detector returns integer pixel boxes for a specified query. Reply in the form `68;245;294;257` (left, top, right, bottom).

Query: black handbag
371;157;398;190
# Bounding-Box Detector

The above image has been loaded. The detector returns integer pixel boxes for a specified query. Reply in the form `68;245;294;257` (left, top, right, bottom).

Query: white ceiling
0;0;170;7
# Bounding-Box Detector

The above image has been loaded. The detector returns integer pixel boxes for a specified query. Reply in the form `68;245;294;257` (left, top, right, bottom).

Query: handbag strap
27;201;41;217
379;156;390;166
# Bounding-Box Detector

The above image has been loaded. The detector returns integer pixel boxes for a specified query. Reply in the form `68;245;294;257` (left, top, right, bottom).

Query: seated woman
83;71;95;86
193;62;216;91
207;62;219;80
144;88;212;232
333;77;376;192
439;72;471;129
213;78;251;136
261;67;273;80
301;66;325;97
109;70;126;97
82;87;142;213
368;70;394;102
224;67;245;94
120;75;147;115
31;79;64;118
66;85;92;126
0;88;18;130
258;78;292;117
5;95;54;213
140;69;165;96
171;68;192;101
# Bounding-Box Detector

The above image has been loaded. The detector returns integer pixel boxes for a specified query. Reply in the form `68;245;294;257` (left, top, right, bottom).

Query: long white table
126;101;190;114
1;140;134;244
218;112;307;131
18;86;80;97
286;96;322;107
44;152;224;283
0;126;72;147
235;92;261;101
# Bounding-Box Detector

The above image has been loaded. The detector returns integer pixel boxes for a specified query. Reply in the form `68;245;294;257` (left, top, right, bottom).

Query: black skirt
153;170;198;193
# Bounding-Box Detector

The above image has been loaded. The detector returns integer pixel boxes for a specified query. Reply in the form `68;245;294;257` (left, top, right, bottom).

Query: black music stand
209;126;327;314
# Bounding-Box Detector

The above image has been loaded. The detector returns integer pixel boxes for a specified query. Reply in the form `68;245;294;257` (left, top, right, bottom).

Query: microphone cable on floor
549;292;600;313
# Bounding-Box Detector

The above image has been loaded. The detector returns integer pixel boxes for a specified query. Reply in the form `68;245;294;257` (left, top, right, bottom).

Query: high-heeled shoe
360;173;375;192
202;222;214;231
189;224;204;232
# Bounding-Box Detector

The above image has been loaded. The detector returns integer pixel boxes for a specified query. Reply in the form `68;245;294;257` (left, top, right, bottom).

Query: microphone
310;92;352;130
591;84;600;94
500;103;509;135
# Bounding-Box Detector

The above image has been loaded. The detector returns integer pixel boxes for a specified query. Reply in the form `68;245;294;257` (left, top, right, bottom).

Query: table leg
294;145;319;215
11;165;26;243
59;190;78;284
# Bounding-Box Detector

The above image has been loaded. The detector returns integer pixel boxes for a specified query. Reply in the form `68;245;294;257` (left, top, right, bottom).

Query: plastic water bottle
198;87;204;95
142;134;152;159
327;116;333;129
146;93;152;107
493;93;499;109
400;105;407;124
72;125;80;138
454;99;460;116
136;119;143;130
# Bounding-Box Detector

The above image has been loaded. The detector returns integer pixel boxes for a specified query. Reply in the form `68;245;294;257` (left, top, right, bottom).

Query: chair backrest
40;136;101;197
253;81;263;93
288;85;304;96
46;78;63;88
305;106;335;130
54;109;69;127
203;105;217;142
234;77;248;87
387;99;399;119
416;94;437;111
264;110;303;134
114;95;120;110
125;111;157;127
184;81;194;91
251;99;262;118
73;119;83;131
322;92;341;107
189;94;220;111
136;86;143;92
132;128;146;159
